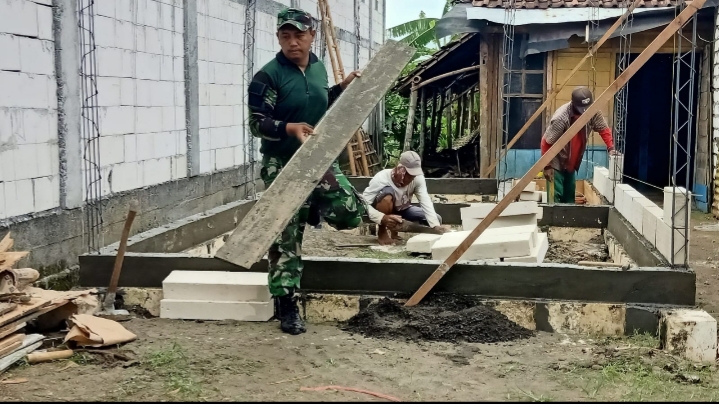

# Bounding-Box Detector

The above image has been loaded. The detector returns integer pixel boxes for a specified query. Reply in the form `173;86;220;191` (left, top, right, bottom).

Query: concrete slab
520;191;543;202
504;232;549;264
661;309;717;363
432;231;534;261
405;234;442;254
162;270;271;302
160;299;274;321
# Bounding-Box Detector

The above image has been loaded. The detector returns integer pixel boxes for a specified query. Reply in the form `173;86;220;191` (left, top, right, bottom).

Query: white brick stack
0;0;59;219
460;201;541;231
592;166;612;203
661;309;717;363
406;234;442;254
160;270;274;321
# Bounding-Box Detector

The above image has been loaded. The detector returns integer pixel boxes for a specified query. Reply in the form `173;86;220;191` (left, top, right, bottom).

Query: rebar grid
610;1;634;201
242;0;258;199
77;0;104;253
669;0;697;267
498;0;517;182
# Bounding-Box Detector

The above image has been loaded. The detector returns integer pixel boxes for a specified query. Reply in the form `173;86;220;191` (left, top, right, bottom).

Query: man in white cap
363;151;446;245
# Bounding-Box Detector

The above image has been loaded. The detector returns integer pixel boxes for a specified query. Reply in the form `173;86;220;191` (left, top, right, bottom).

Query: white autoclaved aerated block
405;233;442;254
520;191;543;202
160;299;274;321
503;232;549;264
431;230;534;261
162;270;271;302
641;205;663;247
629;196;656;234
608;154;624;181
460;201;539;220
663;186;690;229
661;309;717;363
462;214;538;231
655;218;689;265
613;184;632;214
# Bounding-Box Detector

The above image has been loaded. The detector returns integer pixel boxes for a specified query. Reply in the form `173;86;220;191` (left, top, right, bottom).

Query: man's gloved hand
380;214;403;230
543;167;554;182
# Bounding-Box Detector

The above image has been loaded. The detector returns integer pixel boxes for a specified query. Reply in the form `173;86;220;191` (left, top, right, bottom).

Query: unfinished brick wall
0;0;58;219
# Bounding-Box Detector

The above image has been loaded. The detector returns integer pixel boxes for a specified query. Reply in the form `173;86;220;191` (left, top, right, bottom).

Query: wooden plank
405;0;706;307
0;252;28;271
214;42;414;268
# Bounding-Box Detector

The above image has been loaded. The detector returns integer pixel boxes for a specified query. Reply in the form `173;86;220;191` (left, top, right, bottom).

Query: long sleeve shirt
362;169;441;228
541;102;613;172
247;51;343;161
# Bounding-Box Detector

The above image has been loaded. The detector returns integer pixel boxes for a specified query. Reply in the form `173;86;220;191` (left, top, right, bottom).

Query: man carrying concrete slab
541;87;616;203
247;7;365;335
363;151;446;245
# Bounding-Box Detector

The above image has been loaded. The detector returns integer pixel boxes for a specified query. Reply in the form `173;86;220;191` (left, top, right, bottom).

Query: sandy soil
0;214;717;402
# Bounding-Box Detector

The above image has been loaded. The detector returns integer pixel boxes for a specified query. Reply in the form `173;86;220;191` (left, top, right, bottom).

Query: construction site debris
343;295;533;344
0;334;44;374
64;314;137;348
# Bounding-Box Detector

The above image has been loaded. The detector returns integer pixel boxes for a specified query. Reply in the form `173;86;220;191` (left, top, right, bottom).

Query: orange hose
300;385;402;402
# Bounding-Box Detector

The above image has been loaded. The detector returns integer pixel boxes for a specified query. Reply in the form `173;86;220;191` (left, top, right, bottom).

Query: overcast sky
385;0;445;29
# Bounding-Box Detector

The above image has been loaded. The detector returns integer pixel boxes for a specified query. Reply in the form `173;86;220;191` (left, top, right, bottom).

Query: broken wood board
0;334;24;352
0;334;44;374
0;297;52;329
215;40;415;268
0;323;26;341
0;252;29;271
0;341;22;358
403;0;706;307
0;234;13;254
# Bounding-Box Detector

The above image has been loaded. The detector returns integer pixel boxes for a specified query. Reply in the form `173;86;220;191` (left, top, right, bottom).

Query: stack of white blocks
160;271;274;321
661;309;717;363
407;202;549;263
517;181;546;202
605;180;691;265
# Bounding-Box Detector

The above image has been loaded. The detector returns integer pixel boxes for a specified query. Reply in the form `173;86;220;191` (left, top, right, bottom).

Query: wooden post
403;88;418;152
480;0;643;177
403;0;705;307
429;90;438;156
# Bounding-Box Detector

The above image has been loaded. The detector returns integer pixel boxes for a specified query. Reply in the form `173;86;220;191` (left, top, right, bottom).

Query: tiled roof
469;0;683;8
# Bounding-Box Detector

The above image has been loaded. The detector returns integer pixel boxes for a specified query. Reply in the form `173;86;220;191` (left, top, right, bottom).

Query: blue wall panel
497;146;609;180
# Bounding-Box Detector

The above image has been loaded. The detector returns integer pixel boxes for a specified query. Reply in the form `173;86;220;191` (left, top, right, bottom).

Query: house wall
0;0;385;273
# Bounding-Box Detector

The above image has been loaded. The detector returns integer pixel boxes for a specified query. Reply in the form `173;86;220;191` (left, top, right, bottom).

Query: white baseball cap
399;151;423;176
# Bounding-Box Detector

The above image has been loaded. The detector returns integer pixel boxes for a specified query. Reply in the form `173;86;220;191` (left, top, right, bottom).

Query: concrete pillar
53;0;83;209
183;0;200;177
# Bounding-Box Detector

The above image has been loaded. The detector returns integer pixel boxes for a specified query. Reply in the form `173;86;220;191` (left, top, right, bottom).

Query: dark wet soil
342;295;534;344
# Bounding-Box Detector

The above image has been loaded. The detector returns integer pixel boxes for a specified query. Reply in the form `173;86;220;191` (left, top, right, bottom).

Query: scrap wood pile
0;233;137;375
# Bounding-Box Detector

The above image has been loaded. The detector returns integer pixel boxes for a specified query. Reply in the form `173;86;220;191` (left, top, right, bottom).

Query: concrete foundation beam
79;254;696;305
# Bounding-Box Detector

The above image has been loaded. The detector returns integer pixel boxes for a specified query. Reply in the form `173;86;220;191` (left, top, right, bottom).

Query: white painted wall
0;0;58;219
0;0;385;222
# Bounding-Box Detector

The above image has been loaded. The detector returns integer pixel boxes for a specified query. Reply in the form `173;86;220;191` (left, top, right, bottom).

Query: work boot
275;293;306;335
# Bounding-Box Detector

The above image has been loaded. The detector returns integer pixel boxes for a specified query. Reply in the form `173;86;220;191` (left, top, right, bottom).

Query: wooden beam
215;41;415;268
404;0;706;307
480;0;642;177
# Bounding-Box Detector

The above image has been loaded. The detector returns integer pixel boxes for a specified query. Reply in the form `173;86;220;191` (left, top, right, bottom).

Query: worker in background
247;7;364;335
363;151;447;246
541;87;616;203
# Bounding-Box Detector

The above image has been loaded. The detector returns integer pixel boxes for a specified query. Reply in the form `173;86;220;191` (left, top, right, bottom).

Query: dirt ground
0;214;717;402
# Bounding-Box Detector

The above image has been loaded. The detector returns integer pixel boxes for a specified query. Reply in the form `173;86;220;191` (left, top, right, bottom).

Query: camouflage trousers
261;155;366;297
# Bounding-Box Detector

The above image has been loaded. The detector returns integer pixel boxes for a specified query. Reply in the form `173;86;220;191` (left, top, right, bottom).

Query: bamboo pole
404;0;705;307
419;88;426;157
403;88;418;152
480;0;643;177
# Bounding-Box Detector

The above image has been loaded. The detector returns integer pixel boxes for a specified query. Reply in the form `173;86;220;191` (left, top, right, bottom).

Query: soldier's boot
275;292;306;335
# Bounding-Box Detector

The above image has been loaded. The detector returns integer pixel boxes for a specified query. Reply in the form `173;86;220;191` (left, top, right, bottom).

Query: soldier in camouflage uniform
247;7;365;335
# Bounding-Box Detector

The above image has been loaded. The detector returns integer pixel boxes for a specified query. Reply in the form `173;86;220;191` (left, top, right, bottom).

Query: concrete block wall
197;0;246;174
1;0;385;272
92;0;186;195
0;0;58;219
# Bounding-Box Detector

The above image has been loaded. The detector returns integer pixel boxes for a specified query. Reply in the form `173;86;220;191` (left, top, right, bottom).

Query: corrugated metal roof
470;0;683;8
